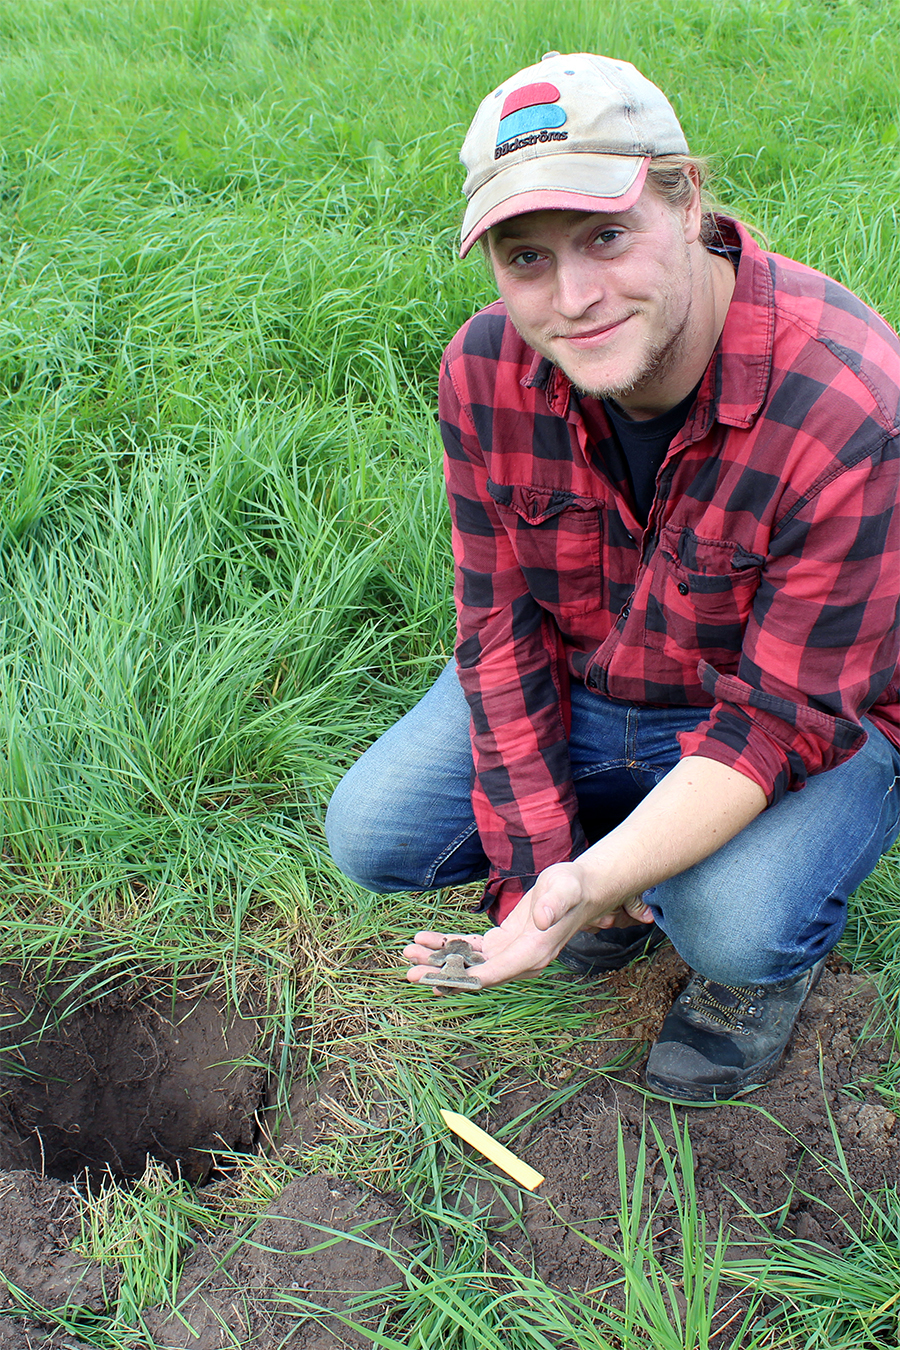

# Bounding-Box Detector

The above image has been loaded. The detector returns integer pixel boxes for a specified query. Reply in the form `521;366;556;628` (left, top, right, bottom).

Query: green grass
0;0;899;1345
74;1161;213;1327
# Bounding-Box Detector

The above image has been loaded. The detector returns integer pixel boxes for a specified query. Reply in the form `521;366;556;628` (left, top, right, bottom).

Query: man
326;53;900;1102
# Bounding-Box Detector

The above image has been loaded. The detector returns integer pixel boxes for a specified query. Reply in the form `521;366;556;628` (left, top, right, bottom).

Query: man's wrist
568;850;633;927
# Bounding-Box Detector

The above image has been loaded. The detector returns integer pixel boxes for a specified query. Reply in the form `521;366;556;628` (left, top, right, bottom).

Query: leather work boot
557;922;668;976
644;958;826;1103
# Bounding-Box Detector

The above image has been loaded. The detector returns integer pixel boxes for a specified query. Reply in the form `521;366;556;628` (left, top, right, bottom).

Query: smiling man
326;53;900;1102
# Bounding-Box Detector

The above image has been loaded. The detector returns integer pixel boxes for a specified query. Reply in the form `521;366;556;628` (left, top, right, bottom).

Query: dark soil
0;950;894;1348
0;966;263;1182
499;949;898;1286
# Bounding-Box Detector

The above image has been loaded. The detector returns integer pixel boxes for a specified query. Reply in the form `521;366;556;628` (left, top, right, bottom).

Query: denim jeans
326;661;900;986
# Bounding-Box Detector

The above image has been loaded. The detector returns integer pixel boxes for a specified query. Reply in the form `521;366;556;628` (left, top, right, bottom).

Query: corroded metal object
420;939;485;993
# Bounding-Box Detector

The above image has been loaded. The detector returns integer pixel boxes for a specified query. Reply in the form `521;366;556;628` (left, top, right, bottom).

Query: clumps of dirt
142;1175;419;1350
487;950;899;1289
0;966;265;1181
0;1314;96;1350
0;1171;109;1313
0;951;894;1350
0;1173;417;1350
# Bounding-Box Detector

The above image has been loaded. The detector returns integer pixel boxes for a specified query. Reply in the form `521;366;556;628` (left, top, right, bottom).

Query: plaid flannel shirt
439;219;900;919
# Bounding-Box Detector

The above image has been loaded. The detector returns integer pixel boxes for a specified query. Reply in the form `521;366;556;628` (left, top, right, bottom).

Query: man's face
487;186;704;416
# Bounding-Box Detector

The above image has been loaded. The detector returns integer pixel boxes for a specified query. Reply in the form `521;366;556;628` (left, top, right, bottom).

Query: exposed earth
0;949;894;1348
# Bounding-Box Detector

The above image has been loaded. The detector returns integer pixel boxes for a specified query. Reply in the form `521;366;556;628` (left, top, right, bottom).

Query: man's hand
526;861;654;934
403;861;653;991
403;757;767;994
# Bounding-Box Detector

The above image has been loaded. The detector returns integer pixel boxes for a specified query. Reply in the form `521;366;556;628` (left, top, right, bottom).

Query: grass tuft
0;0;898;1345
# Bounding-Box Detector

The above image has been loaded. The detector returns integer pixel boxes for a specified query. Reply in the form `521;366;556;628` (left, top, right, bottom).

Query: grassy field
1;0;900;1344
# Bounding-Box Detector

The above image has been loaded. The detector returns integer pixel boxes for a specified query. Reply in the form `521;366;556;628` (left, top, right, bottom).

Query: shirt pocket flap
659;524;765;592
642;524;763;659
487;480;602;525
485;480;605;617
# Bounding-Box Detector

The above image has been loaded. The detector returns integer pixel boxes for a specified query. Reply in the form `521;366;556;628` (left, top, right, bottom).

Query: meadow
1;0;900;1345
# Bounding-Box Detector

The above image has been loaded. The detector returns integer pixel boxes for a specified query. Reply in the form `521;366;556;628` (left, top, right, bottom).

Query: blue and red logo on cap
495;81;568;159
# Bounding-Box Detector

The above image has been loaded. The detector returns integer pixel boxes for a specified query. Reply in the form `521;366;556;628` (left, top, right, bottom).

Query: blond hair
644;154;723;246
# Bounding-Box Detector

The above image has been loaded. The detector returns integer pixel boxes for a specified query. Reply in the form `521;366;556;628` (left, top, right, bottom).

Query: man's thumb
622;893;653;923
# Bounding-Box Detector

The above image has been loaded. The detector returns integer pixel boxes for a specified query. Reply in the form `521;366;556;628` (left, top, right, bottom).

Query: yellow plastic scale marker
439;1109;544;1190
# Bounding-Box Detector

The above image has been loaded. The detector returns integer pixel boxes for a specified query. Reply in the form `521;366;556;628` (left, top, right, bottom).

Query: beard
566;306;693;408
543;247;700;412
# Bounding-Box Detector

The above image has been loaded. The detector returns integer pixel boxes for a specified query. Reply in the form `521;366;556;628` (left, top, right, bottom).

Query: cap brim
460;155;649;258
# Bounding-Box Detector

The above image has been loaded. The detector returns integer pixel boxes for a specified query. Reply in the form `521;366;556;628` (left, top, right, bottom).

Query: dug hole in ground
0;946;895;1349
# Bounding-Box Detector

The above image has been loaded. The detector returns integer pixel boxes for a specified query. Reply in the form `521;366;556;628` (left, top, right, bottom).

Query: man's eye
510;250;543;267
595;229;623;246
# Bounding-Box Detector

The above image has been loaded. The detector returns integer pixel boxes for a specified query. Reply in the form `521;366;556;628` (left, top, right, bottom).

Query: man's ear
682;163;704;245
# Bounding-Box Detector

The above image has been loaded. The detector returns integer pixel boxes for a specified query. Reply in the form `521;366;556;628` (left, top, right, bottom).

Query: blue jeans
326;662;900;986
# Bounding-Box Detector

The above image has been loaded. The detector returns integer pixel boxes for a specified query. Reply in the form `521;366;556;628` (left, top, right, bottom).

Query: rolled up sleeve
679;435;900;803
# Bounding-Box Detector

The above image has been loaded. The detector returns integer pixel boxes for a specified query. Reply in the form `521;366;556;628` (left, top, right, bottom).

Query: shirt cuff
476;874;539;924
677;661;868;805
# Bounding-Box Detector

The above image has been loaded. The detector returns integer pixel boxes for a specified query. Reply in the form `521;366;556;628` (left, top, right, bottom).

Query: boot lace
681;979;765;1034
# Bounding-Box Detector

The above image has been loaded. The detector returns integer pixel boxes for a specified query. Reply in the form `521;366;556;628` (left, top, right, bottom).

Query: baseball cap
459;51;689;257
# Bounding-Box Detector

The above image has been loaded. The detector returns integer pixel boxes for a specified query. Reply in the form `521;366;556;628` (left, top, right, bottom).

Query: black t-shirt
580;381;701;526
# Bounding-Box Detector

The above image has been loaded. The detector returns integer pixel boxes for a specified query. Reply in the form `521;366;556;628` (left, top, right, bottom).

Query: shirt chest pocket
487;480;604;617
642;524;764;660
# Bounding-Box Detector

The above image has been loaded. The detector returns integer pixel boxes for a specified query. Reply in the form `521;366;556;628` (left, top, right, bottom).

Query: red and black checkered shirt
439;218;900;918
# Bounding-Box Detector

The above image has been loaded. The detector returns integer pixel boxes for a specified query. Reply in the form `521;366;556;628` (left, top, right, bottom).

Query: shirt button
677;582;689;596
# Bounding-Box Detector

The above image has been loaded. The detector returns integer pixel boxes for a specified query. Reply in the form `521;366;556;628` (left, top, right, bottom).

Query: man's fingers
622;894;654;922
410;930;481;949
403;932;486;969
532;899;558;930
407;944;543;990
403;945;436;965
529;873;584;932
406;963;450;996
532;893;585;931
402;930;481;961
410;930;449;949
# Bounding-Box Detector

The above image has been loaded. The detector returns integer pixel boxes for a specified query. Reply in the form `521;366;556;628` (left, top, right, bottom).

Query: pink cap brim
459;159;649;258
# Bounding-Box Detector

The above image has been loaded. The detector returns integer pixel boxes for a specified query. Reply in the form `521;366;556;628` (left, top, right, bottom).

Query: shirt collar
707;217;774;429
522;349;573;417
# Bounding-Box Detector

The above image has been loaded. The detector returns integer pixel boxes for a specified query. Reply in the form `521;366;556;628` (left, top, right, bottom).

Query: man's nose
553;255;605;319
